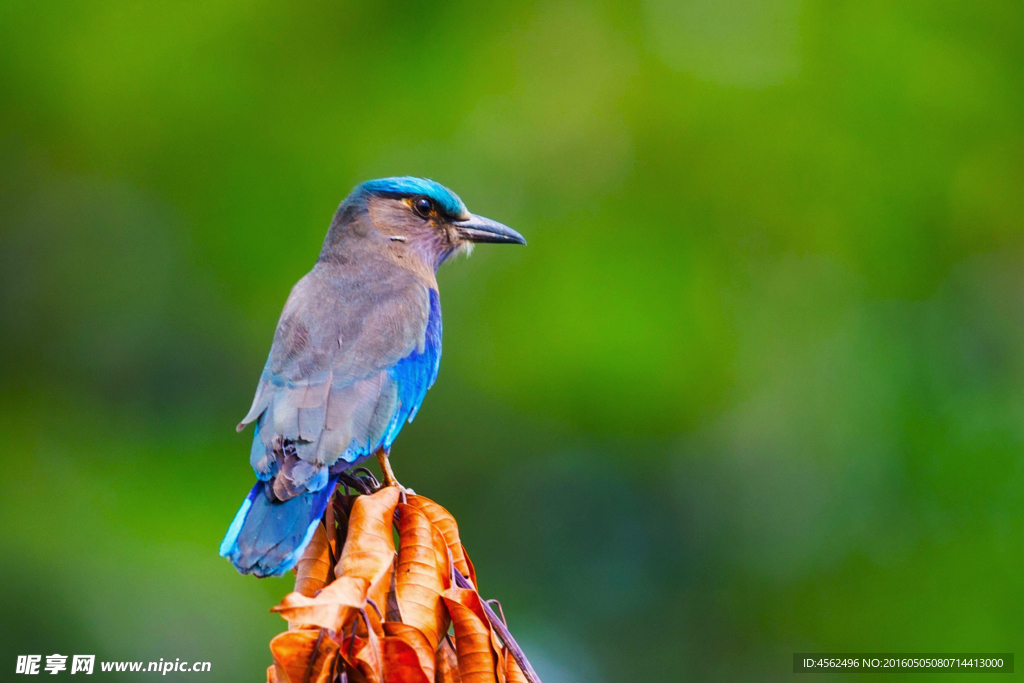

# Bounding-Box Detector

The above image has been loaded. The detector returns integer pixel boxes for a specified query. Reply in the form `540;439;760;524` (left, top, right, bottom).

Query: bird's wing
238;267;440;496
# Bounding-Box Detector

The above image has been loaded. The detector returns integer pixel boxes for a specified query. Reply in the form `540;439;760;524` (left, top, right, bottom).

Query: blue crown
357;176;468;219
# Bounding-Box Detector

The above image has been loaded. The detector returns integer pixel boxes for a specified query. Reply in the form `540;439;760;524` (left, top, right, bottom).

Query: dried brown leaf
395;503;450;649
441;588;498;683
435;638;462;683
492;633;506;683
382;622;435;683
385;566;403;623
406;496;474;586
339;621;383;683
336;487;401;634
461;545;478;590
294;522;333;597
272;576;370;632
483;603;506;683
269;629;338;683
505;651;528;683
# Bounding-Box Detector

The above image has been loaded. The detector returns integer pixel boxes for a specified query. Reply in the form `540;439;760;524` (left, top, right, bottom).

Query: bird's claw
381;471;415;500
335;452;415;498
334;468;381;495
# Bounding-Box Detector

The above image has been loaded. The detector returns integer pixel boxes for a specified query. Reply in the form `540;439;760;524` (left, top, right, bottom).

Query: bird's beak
453;214;526;245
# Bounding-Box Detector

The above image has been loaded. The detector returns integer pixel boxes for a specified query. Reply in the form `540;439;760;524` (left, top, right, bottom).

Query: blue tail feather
220;476;338;577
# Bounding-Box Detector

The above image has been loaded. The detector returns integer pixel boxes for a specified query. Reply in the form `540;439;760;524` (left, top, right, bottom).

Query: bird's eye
413;197;433;219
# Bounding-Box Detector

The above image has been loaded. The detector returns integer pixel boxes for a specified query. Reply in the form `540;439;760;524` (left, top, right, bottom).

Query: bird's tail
219;476;338;578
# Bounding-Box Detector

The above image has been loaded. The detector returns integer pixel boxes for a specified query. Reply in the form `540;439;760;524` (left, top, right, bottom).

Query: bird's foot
375;448;415;498
393;482;417;500
335;468;380;495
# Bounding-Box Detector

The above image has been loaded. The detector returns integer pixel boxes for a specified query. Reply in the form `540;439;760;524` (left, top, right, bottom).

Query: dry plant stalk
266;488;540;683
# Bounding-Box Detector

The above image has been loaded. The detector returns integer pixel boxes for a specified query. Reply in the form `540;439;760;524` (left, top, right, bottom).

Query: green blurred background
1;1;1022;680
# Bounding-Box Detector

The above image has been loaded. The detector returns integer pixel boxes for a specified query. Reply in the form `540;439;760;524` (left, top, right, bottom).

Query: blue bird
220;177;525;577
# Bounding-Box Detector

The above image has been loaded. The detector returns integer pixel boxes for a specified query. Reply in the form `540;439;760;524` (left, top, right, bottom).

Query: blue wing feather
382;288;442;447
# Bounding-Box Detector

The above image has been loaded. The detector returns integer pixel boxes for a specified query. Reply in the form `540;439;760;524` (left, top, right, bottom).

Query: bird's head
324;176;525;270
